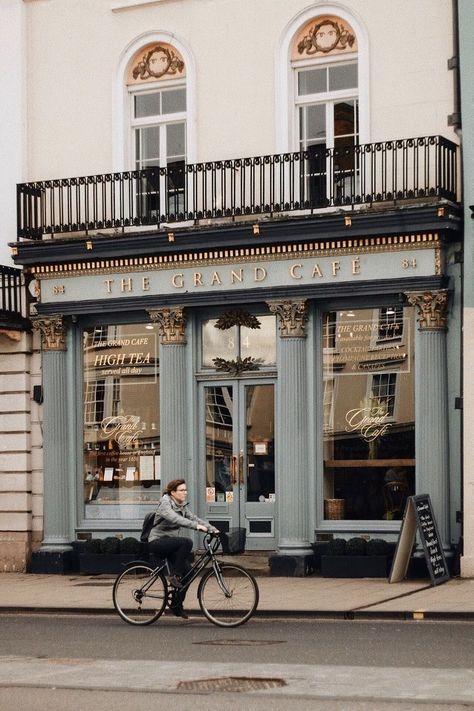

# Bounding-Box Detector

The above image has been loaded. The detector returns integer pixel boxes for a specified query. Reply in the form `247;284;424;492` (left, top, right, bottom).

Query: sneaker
167;575;182;588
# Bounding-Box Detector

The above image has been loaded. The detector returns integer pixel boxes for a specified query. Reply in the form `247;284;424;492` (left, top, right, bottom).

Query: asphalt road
0;614;472;710
1;614;473;668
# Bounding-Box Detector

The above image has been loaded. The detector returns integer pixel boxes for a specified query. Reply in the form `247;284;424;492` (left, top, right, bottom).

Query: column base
460;555;474;578
269;552;314;577
29;548;77;574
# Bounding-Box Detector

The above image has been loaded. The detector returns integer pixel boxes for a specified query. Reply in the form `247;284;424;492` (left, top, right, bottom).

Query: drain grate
177;676;286;693
194;639;284;646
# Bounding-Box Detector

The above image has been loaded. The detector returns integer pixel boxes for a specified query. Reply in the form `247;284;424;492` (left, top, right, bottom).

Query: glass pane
305;104;326;143
298;68;327;95
240;315;276;366
328;62;358;91
334;101;356;137
134;92;161;118
246;385;275;502
322;307;415;521
205;386;233;502
135;126;160;168
83;323;161;520
202;319;238;367
166;122;186;160
162;88;186;114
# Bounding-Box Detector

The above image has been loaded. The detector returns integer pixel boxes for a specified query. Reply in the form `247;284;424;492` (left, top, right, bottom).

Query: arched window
292;15;359;207
126;42;187;220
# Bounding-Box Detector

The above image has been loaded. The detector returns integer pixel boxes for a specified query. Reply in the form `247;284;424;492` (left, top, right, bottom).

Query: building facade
1;0;465;574
458;0;474;577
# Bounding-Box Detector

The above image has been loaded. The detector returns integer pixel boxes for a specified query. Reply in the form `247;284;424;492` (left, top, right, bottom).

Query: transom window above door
201;314;276;370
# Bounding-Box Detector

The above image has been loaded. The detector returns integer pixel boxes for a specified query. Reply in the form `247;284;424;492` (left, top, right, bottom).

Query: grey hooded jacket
148;493;211;541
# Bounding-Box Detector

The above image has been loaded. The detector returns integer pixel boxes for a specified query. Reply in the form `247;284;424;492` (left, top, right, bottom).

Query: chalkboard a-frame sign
389;494;450;586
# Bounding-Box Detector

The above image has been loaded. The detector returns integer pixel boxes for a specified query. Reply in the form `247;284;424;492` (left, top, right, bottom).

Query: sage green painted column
406;290;450;548
268;300;312;556
33;316;72;550
148;308;188;489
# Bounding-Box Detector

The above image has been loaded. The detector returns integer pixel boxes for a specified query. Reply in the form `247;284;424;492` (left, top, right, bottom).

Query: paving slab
0;572;473;619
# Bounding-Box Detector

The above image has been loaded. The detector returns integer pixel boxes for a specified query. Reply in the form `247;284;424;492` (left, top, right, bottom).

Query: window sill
111;0;180;11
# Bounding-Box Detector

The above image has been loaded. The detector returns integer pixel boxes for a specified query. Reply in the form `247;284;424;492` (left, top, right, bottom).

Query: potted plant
320;537;393;578
79;536;141;574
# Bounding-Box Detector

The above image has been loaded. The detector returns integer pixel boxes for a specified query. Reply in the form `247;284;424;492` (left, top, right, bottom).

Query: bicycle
112;531;259;628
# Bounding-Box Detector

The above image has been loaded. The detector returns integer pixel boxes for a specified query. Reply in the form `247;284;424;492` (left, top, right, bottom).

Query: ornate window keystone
147;307;187;344
32;315;67;351
405;290;449;331
267;300;309;338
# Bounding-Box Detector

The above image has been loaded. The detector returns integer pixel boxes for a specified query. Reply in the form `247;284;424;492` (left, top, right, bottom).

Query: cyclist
148;478;218;618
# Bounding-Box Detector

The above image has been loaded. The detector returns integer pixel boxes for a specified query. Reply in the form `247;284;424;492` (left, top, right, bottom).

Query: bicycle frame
127;533;224;602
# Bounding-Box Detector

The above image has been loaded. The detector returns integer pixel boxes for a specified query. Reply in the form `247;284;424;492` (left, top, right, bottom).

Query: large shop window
322;306;415;522
83;324;160;520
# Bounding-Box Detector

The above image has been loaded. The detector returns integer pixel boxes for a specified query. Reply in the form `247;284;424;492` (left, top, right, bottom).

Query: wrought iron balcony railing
0;265;28;330
17;135;458;240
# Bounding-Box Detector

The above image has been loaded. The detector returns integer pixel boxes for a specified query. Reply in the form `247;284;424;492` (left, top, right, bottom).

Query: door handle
239;452;244;485
231;455;237;485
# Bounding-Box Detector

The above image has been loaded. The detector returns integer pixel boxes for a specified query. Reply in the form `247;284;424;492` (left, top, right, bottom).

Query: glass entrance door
202;381;275;550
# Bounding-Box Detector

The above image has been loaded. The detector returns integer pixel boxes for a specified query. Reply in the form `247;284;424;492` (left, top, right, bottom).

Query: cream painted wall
24;0;457;181
0;0;26;263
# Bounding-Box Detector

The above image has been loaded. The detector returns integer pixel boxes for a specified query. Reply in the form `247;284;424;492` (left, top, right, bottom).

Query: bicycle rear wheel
113;564;167;625
198;563;259;627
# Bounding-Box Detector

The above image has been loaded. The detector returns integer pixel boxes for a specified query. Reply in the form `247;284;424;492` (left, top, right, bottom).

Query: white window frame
129;80;187;218
276;4;369;154
113;31;196;173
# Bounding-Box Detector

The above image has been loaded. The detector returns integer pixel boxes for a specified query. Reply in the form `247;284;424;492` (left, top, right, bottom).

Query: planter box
79;553;139;575
321;555;390;578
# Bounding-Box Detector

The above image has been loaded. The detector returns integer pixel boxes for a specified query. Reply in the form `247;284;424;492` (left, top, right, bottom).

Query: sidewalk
1;568;473;620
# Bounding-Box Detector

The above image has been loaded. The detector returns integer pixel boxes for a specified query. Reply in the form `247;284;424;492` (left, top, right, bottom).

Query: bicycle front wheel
198;563;259;627
113;564;167;625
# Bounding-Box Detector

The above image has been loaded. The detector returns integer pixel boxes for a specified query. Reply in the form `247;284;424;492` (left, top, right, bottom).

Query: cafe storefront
26;223;460;572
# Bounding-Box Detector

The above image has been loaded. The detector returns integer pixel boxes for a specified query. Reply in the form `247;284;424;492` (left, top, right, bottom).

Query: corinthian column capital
267;300;309;338
405;290;449;331
32;315;67;351
147;307;187;345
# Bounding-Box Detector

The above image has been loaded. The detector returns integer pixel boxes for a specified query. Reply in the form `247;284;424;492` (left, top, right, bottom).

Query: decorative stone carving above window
127;43;185;85
293;15;357;60
214;310;261;331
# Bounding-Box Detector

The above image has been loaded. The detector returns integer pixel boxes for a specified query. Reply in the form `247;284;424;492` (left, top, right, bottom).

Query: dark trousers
149;536;193;610
149;535;193;577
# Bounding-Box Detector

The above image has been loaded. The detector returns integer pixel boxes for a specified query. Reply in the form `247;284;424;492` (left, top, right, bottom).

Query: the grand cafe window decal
83;324;160;519
322;306;415;522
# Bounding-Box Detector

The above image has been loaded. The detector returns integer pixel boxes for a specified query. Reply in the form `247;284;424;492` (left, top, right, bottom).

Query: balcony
17;135;458;241
0;265;30;332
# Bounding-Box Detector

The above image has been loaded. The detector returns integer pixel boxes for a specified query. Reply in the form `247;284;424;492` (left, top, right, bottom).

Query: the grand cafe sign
35;237;440;305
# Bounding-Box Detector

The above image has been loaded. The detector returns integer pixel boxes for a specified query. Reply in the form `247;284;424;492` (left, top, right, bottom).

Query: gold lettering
352;258;361;275
104;279;114;294
142;276;150;291
332;261;340;276
290;263;303;280
172;273;184;288
193;272;204;286
312;264;323;278
231;269;244;283
121;278;133;292
211;271;222;286
254;266;267;282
